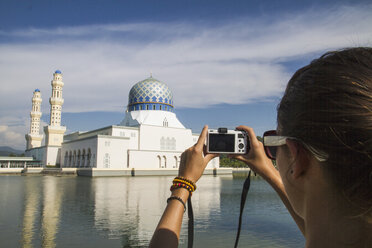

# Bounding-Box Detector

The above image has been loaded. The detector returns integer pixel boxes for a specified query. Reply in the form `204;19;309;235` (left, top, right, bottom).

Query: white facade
26;74;220;173
60;124;218;171
121;110;185;128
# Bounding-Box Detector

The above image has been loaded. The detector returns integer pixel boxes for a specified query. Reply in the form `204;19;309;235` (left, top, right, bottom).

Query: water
0;175;305;248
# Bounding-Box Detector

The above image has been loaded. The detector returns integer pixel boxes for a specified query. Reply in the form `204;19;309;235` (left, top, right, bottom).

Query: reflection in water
92;176;222;246
21;176;63;248
1;175;304;248
41;176;63;248
21;177;40;248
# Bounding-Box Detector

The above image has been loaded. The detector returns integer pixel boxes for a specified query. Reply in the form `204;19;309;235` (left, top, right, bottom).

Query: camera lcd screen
208;133;235;152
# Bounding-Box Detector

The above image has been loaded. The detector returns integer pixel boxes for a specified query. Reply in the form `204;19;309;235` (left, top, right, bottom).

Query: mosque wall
111;126;139;149
61;136;98;168
44;146;61;166
111;126;138;138
95;136;131;169
128;150;181;169
139;125;193;151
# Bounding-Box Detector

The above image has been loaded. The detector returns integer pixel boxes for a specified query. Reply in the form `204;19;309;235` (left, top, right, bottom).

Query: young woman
150;47;372;248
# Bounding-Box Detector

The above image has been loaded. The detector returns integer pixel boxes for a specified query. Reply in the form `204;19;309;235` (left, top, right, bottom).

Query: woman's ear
286;139;310;178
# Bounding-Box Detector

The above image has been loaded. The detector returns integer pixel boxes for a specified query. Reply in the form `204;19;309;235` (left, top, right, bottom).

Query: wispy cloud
0;4;371;149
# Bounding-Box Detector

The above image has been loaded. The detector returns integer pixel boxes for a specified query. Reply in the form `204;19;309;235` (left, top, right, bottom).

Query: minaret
44;70;66;147
49;70;64;127
25;89;43;149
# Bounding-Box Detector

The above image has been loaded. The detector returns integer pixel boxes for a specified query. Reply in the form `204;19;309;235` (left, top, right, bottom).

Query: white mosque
25;70;224;176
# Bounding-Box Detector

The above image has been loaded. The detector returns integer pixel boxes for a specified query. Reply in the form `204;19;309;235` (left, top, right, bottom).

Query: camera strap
234;170;251;248
187;170;252;248
187;197;194;248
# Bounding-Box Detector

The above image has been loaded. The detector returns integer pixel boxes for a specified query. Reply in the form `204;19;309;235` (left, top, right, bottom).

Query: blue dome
34;89;40;92
127;77;174;112
55;70;62;74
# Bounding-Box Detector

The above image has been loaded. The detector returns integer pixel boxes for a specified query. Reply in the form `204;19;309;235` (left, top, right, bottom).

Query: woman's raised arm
149;125;217;248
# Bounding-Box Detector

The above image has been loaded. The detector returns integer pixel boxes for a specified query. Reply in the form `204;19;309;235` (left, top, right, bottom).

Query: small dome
127;77;174;112
55;70;62;74
34;89;40;92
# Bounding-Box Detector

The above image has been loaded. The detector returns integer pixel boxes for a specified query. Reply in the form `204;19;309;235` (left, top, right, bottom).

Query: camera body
207;128;248;154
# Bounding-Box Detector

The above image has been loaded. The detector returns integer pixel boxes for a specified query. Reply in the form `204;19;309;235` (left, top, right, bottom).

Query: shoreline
0;167;242;177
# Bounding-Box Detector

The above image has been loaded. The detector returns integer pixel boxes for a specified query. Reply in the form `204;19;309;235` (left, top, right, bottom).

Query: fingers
236;125;260;148
195;125;208;151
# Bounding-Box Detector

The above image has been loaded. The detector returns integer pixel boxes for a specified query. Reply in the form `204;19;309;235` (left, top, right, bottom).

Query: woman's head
277;47;372;219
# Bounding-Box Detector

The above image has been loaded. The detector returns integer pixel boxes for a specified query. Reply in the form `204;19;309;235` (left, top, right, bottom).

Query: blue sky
0;0;371;150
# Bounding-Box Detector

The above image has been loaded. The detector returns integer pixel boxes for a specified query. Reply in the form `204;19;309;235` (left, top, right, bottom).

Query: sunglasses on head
262;130;328;162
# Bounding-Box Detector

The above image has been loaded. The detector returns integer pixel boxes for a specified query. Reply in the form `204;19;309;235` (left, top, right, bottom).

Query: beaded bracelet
167;196;186;212
170;183;193;195
173;178;195;191
170;177;197;197
174;176;197;191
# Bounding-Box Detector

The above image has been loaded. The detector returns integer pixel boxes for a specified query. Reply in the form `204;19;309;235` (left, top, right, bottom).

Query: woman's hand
178;125;218;183
233;125;305;235
232;125;279;181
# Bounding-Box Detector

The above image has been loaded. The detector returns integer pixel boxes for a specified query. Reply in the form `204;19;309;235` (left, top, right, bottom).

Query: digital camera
207;128;249;154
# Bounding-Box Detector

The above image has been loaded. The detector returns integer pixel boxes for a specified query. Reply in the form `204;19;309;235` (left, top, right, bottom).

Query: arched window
153;105;156;110
146;105;149;110
171;137;176;150
73;151;76;167
77;150;81;168
82;149;86;167
157;155;161;168
69;151;72;167
92;153;96;168
163;156;167;168
87;149;91;167
160;137;165;150
104;153;110;168
174;156;178;168
64;152;68;167
163;118;168;127
166;137;170;149
160;105;162;110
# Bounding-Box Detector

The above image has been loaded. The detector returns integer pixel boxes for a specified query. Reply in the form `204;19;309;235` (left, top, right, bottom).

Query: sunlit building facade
26;71;220;175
